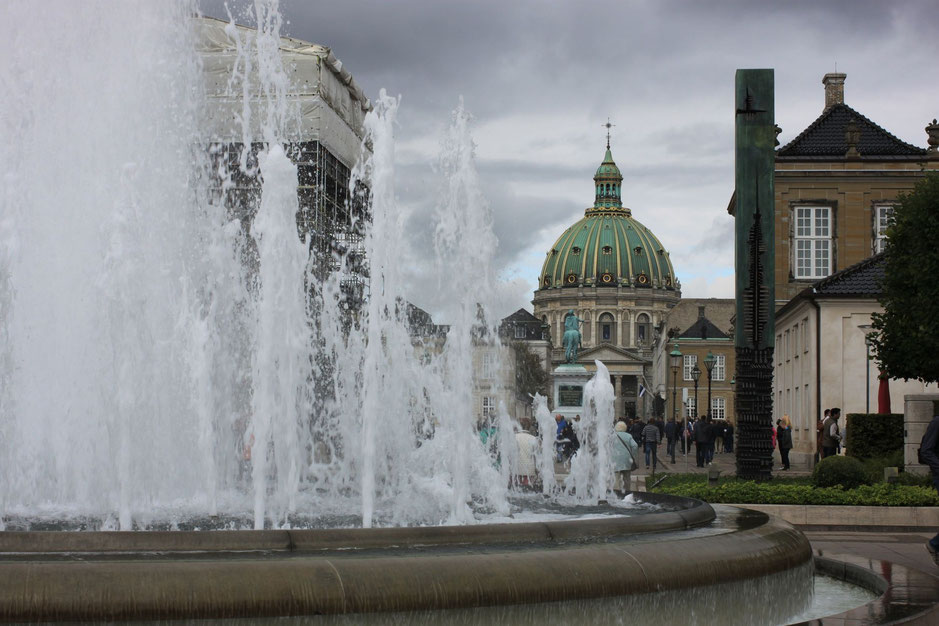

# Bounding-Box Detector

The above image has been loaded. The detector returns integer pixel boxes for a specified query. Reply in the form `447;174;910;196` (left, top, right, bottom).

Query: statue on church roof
563;310;585;363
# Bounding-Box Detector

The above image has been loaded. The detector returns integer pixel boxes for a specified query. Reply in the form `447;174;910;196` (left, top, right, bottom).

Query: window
599;312;615;343
636;313;650;346
875;204;894;253
481;396;495;419
514;324;526;339
482;351;497;380
794;206;831;279
686;396;697;418
683;354;698;381
713;354;725;381
711;397;725;420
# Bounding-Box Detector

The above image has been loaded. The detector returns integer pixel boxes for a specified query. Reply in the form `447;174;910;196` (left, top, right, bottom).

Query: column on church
613;374;623;419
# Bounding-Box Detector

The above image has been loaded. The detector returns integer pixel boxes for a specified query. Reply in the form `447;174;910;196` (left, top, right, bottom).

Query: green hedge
651;479;939;506
845;413;903;459
812;455;868;489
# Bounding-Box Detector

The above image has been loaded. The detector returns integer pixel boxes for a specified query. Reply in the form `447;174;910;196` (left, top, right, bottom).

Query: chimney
823;73;846;110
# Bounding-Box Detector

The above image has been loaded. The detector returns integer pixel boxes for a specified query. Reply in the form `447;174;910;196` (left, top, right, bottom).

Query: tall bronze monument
734;70;775;480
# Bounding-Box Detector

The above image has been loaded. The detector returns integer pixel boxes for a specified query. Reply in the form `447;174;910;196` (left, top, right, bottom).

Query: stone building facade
654;299;736;423
770;73;939;305
533;141;680;419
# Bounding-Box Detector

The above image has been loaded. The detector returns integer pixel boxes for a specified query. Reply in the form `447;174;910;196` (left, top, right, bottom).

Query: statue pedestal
552;363;590;420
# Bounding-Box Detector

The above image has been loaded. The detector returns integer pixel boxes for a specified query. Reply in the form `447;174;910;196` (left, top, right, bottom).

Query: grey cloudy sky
202;0;938;320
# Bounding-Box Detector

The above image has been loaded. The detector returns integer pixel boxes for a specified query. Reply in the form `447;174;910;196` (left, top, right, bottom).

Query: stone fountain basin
0;493;811;621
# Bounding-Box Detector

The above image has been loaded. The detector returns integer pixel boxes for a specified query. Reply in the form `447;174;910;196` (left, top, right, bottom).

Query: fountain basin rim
0;504;811;621
0;492;712;555
792;553;939;625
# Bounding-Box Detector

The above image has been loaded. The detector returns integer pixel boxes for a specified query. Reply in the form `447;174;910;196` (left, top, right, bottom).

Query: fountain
1;1;920;623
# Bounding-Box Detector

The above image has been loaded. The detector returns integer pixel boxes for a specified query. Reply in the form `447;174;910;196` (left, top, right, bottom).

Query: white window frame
713;354;725;381
482;351;497;380
514;324;526;339
794;206;832;279
686;396;697;419
482;396;495;419
683;354;697;381
875;204;895;253
711;397;725;420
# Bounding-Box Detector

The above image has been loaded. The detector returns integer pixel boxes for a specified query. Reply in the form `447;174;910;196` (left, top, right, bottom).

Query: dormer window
572;246;581;255
602;245;612;255
634;246;642;255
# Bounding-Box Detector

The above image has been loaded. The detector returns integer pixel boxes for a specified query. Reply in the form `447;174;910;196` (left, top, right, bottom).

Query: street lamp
858;324;875;413
703;350;717;420
669;343;682;422
691;363;701;420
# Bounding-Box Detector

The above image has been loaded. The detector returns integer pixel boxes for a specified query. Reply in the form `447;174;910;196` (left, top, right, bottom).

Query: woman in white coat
613;421;640;492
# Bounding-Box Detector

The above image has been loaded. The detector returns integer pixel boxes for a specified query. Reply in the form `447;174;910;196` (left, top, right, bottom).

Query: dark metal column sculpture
734;69;776;481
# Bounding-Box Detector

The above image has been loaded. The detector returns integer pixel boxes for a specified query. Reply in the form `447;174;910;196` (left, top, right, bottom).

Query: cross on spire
604;118;615;149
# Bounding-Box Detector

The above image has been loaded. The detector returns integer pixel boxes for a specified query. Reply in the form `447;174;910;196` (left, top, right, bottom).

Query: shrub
650;478;939;506
860;450;905;483
812;455;869;489
896;472;933;487
845;413;903;459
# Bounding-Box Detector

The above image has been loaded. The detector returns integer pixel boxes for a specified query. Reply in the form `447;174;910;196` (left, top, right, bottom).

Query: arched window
599;312;616;344
636;313;651;346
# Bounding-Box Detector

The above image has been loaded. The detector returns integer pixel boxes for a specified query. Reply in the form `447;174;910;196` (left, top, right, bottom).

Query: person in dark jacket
642;418;662;470
664;417;678;463
777;416;793;470
724;421;734;453
921;414;939;565
694;415;708;467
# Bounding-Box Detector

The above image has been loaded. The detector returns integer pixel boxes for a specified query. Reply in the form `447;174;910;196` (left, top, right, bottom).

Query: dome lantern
538;137;677;292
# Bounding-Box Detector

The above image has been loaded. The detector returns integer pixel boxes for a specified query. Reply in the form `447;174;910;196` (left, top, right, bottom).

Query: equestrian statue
562;310;585;364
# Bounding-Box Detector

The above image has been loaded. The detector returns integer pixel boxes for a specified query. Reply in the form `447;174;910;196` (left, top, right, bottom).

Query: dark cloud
198;0;939;312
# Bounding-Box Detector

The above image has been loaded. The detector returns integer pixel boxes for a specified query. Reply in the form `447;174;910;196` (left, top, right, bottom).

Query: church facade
532;141;680;419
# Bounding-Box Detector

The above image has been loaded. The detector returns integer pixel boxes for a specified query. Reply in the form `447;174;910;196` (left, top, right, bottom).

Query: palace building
533;139;680;419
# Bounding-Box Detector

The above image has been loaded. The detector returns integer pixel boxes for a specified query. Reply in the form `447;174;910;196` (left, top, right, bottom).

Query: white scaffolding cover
195;16;370;168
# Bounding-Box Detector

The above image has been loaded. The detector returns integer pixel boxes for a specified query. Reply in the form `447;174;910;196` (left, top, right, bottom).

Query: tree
871;173;939;383
512;341;548;401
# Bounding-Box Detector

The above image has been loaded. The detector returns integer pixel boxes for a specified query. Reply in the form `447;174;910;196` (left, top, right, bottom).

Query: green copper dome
539;145;677;291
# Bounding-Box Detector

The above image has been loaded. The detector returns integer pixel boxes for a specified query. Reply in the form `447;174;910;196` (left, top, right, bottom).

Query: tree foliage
871;173;939;383
512;341;548;401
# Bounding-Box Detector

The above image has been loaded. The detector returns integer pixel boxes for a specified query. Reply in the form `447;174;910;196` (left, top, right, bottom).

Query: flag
638;384;646;398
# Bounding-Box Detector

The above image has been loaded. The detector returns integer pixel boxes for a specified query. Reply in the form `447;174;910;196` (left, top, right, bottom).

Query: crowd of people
552;414;738;472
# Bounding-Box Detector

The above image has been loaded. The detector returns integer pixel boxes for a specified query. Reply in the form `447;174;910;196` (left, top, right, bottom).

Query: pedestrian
724;421;734;453
821;408;842;459
642;417;661;470
664;417;678;463
816;408;830;464
777;415;793;470
554;414;568;462
919;414;939;566
613;421;640;492
704;416;715;465
694;415;708;467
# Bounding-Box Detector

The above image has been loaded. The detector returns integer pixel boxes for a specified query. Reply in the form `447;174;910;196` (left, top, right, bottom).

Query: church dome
539;144;678;291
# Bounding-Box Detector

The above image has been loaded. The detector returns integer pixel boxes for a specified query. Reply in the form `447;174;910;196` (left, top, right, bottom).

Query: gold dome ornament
637;272;649;285
566;273;578;285
601;272;614;284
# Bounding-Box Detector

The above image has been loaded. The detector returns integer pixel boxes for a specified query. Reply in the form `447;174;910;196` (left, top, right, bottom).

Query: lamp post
704;351;717;420
669;343;682;422
858;324;875;413
691;363;701;421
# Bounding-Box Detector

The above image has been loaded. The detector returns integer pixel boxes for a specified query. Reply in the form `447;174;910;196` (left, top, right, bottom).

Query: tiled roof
679;317;730;341
502;308;540;323
813;252;885;296
777;104;926;159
